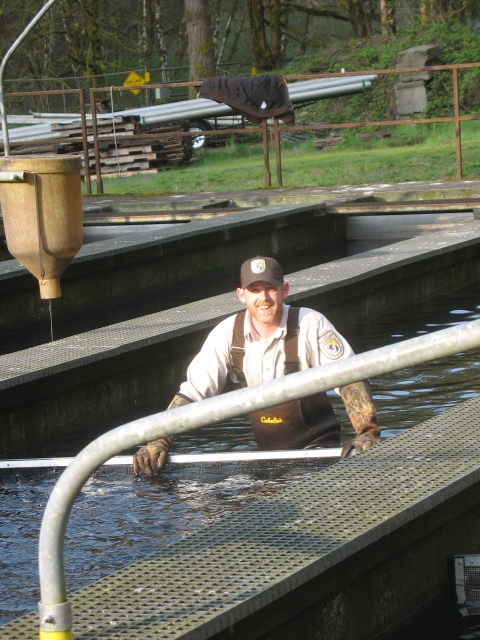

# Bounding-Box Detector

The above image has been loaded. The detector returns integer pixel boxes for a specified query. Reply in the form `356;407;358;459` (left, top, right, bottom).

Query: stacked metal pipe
0;74;376;144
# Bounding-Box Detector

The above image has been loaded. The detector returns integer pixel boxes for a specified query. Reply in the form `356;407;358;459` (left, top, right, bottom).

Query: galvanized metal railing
38;318;480;638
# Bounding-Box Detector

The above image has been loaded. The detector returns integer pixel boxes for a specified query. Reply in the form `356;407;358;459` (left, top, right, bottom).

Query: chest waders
231;308;341;450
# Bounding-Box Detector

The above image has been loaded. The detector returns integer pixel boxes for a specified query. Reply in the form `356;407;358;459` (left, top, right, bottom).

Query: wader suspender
231;308;301;387
230;308;341;451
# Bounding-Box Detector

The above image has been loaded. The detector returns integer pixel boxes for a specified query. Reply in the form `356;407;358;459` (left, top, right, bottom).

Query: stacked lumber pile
13;116;193;176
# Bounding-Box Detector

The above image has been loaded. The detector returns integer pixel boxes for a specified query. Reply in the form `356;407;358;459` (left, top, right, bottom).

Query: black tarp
199;74;295;125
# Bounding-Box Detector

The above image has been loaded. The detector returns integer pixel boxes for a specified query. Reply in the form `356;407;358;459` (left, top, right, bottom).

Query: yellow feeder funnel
0;155;83;299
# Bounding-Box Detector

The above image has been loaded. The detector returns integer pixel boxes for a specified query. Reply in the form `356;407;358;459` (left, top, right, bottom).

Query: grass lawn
84;121;480;197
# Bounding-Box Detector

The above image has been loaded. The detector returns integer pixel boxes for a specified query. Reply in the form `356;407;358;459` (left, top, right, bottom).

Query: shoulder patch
319;330;345;360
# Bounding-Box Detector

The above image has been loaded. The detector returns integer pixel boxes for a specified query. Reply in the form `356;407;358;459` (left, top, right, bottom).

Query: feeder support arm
38;318;480;637
0;0;59;156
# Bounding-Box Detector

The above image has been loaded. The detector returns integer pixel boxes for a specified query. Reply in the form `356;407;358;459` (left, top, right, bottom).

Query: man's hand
339;381;380;460
133;437;173;476
133;394;192;476
340;430;380;459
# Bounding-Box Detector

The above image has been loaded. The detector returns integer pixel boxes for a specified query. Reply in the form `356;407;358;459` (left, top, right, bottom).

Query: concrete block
394;80;427;116
396;44;442;82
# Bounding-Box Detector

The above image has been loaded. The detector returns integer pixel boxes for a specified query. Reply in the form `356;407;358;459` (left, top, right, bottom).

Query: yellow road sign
123;71;146;95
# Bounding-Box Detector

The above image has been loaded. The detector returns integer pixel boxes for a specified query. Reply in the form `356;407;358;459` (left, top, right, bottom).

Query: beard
249;300;282;325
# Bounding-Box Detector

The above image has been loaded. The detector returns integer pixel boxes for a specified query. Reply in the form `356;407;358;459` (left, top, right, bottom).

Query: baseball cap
240;256;284;288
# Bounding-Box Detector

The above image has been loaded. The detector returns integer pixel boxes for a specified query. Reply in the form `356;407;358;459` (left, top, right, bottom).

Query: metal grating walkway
3;394;480;638
0;201;322;281
0;221;480;390
346;212;474;240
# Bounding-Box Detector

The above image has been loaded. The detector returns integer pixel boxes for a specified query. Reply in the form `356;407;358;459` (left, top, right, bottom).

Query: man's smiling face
236;280;290;327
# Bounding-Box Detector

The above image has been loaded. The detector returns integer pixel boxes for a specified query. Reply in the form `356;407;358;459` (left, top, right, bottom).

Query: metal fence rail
2;62;479;194
37;318;480;636
85;62;480;192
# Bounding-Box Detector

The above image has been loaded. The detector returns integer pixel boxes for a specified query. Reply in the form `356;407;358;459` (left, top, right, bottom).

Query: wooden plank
101;152;159;166
97;145;156;158
100;161;151;174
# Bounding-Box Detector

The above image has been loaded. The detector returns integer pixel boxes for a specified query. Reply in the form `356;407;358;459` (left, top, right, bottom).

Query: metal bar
273;117;283;187
0;0;59;156
64;127;262;140
278;116;472;131
0;449;342;469
262;119;271;187
38;318;480;636
0;171;26;181
89;87;103;194
33;174;45;280
5;89;83;97
289;81;372;103
284;62;480;80
5;112;480;147
78;89;91;195
453;67;462;180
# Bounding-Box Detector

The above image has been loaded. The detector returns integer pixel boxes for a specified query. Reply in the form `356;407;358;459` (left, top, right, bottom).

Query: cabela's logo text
260;416;283;423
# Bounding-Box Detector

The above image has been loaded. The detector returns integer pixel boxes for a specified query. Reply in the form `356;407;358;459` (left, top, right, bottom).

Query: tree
247;0;276;70
154;0;170;82
216;0;238;68
185;0;215;94
270;0;282;64
247;0;270;69
283;1;352;48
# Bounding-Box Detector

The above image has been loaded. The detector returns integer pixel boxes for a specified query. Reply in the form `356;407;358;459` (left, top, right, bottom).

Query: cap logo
251;259;266;274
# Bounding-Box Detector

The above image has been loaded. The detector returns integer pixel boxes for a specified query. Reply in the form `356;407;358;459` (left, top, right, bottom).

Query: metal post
78;90;91;195
89;88;103;195
273;117;283;187
38;319;480;636
0;0;59;156
453;66;462;180
262;118;271;187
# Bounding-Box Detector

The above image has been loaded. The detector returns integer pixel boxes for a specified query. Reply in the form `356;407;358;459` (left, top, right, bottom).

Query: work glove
133;394;192;476
339;381;380;459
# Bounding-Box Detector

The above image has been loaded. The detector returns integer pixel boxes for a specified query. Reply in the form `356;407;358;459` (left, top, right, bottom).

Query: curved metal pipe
38;317;480;633
0;0;59;156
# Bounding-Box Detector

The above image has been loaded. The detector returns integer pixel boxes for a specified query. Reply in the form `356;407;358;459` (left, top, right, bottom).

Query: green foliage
286;17;480;124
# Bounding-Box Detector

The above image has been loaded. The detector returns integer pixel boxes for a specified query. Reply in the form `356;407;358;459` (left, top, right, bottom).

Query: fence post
61;79;67;113
453;66;462;180
79;90;91;196
273;117;283;187
89;88;103;195
262;119;271;187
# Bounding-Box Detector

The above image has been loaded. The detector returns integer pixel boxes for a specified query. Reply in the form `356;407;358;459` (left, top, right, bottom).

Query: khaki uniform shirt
179;305;354;402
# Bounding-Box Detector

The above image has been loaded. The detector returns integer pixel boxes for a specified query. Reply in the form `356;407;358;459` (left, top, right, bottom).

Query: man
133;256;380;476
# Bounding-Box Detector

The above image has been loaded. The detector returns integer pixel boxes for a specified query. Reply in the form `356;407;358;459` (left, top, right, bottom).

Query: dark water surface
1;277;480;630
